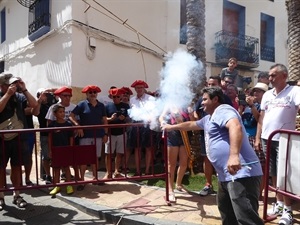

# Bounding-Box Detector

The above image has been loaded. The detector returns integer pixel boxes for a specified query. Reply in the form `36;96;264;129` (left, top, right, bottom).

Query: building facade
0;0;288;100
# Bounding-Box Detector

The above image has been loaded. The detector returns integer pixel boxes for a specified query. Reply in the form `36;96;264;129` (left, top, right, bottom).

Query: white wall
71;27;163;92
0;0;73;94
0;0;289;96
71;0;169;93
0;1;30;58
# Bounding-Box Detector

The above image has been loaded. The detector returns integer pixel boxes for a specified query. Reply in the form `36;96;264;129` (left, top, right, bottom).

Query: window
28;0;50;41
0;8;6;43
260;13;275;62
180;0;187;44
0;61;4;73
223;0;245;35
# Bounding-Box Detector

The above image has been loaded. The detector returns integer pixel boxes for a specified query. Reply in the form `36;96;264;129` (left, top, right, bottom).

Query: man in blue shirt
194;75;232;196
69;85;108;189
162;86;263;225
104;88;130;179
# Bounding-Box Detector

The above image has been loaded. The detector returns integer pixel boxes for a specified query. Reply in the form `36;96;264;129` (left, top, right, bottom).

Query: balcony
261;44;275;62
28;0;50;41
215;30;259;68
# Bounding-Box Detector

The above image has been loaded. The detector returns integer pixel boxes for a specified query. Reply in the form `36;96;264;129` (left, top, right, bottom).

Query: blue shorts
26;132;35;155
41;135;50;161
167;130;184;147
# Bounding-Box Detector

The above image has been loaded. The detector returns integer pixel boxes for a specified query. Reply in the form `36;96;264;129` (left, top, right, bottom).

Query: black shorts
127;125;153;148
0;137;25;168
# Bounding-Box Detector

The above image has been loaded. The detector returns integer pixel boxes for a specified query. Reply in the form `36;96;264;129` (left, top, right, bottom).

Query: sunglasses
225;81;232;84
88;91;97;94
61;94;72;97
113;96;121;98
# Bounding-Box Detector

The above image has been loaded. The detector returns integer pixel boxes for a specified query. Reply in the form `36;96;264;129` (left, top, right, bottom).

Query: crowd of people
0;61;300;225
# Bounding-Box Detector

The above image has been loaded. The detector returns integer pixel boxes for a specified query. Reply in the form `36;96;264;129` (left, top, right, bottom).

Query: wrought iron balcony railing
28;12;50;35
28;0;50;41
215;30;259;68
260;44;275;62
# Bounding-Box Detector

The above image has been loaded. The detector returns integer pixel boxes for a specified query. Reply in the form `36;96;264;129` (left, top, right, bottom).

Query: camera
116;109;127;117
116;110;124;117
16;85;22;93
238;93;247;106
46;93;58;105
242;77;252;85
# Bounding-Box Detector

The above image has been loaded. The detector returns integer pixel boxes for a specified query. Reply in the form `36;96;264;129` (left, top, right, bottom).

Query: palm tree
286;0;300;82
185;0;207;174
186;0;206;100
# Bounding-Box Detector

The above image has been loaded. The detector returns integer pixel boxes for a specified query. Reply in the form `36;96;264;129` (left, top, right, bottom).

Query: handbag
0;110;24;141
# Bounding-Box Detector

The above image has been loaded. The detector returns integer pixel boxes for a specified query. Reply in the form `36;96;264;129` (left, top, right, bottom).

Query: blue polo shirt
72;99;106;138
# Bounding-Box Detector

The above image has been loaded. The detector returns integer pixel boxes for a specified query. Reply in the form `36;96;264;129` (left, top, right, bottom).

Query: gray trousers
217;176;264;225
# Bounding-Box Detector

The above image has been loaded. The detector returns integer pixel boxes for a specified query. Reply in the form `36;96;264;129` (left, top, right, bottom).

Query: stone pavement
0;188;111;225
53;170;300;225
2;154;300;225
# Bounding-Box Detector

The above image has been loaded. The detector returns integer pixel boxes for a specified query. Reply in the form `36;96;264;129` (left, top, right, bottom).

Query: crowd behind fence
0;123;170;199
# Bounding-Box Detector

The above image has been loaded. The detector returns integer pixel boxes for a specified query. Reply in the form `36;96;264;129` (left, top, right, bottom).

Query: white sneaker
278;210;293;225
267;202;283;216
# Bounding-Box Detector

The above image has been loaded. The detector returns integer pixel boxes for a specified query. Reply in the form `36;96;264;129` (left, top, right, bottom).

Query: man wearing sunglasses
104;88;130;179
127;80;155;176
69;85;108;189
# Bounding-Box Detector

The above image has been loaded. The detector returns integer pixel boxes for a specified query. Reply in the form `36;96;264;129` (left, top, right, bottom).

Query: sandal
12;196;27;208
113;172;124;178
176;185;187;192
168;193;176;203
0;198;5;211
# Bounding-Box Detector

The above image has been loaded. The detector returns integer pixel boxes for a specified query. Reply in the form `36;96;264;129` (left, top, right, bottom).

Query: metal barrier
263;129;300;222
0;123;170;202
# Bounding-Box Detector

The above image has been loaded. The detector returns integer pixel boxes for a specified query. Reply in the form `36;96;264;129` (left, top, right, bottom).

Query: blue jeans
217;176;264;225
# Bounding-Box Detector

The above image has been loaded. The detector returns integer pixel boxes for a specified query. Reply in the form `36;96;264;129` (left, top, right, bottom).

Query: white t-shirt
261;85;300;140
129;93;155;122
130;93;154;108
45;102;77;121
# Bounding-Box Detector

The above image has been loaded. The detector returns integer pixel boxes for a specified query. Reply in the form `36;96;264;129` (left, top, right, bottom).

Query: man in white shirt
128;80;155;176
255;64;300;225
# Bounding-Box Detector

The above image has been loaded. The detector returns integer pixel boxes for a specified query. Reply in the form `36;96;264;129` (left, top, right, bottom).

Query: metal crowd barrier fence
263;129;300;222
0;123;171;202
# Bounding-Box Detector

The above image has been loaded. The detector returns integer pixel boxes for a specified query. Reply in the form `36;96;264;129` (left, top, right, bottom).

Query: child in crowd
220;57;239;84
48;104;74;195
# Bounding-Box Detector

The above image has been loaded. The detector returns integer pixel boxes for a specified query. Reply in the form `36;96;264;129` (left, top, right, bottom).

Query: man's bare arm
162;121;201;131
225;118;243;174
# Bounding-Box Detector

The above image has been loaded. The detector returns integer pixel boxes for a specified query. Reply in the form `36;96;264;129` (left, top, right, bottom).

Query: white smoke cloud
129;48;204;130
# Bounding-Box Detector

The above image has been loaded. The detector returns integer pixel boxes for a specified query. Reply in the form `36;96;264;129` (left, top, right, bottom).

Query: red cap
130;80;149;88
120;87;133;95
54;86;72;96
81;85;101;93
109;88;125;96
